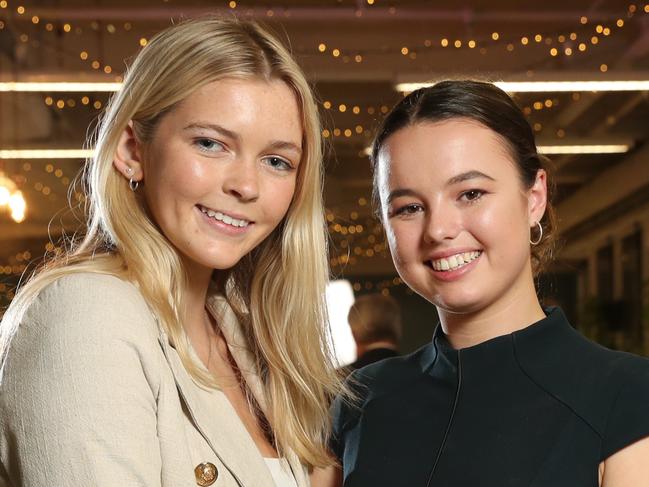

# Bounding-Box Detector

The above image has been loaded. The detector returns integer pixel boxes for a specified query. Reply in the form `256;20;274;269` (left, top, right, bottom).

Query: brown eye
395;204;423;216
461;189;485;202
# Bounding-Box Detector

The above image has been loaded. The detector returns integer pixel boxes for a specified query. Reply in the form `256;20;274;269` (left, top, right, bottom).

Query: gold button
194;462;218;486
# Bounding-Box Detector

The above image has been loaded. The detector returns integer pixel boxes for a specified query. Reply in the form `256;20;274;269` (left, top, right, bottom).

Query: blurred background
1;0;648;359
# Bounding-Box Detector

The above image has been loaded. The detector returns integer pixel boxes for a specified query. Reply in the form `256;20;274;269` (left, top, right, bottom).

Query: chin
427;289;490;315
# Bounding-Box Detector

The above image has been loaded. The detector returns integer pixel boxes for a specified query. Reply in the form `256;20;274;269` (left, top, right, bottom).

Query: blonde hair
348;293;402;345
1;17;340;467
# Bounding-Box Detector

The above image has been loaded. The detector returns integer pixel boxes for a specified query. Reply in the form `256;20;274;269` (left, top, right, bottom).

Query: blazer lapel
208;295;309;487
158;327;276;487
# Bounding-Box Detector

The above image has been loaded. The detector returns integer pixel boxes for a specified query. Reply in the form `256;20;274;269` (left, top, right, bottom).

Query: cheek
468;199;530;259
263;178;296;221
385;221;420;265
161;159;209;200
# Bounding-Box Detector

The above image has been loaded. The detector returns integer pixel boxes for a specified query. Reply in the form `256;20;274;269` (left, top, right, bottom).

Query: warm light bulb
9;191;26;222
11;208;25;223
0;186;10;205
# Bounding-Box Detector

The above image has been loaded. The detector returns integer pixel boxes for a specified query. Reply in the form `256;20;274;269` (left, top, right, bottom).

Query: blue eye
264;156;293;171
195;138;224;152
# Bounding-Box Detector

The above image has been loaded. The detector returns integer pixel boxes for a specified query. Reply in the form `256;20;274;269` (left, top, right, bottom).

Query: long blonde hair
0;17;339;467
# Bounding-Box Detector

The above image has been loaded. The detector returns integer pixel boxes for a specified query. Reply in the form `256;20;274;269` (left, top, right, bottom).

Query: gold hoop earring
530;221;543;245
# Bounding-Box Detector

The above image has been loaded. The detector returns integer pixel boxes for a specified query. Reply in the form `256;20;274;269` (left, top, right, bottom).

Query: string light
0;82;121;92
0;173;26;222
0;149;93;159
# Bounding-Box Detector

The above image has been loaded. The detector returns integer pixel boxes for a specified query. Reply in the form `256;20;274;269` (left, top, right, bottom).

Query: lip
197;204;254;223
195;205;254;236
424;250;482;283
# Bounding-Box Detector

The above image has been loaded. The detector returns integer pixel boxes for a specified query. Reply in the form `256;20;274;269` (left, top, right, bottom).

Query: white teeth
199;206;250;228
431;251;481;272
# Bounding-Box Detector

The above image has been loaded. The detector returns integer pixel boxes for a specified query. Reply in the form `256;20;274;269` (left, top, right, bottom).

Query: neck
439;266;546;350
356;341;398;357
180;258;217;357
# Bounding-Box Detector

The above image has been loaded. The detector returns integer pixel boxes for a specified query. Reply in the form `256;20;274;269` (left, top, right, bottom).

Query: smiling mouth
197;205;252;228
427;251;482;272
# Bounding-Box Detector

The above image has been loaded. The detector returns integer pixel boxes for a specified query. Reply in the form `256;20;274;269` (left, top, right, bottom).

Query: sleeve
600;355;649;460
329;392;348;461
0;274;163;487
329;370;367;462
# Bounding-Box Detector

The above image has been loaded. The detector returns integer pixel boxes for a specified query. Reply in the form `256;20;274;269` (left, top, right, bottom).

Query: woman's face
376;119;546;315
142;78;303;274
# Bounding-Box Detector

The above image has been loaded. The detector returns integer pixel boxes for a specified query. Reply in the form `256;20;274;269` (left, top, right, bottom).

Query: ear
527;169;547;226
113;121;144;182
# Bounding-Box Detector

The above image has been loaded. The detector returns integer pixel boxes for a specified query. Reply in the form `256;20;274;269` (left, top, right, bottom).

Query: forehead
377;118;516;182
166;77;303;139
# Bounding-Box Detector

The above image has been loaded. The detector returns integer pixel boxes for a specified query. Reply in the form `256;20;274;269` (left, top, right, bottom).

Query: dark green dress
331;308;649;486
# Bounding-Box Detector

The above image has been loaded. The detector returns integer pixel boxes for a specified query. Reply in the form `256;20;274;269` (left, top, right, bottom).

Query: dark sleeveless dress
331;308;649;486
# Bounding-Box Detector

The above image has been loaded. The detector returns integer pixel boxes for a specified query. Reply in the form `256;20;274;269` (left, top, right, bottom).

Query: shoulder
34;271;150;314
351;344;433;402
331;343;433;432
26;271;157;338
513;310;649;457
4;272;160;369
599;350;649;459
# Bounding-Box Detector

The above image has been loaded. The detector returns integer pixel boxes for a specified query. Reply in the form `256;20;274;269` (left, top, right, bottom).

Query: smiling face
140;77;303;275
376;118;546;316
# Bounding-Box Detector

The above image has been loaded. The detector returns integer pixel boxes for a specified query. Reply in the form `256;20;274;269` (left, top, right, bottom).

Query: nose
423;201;462;244
223;159;259;202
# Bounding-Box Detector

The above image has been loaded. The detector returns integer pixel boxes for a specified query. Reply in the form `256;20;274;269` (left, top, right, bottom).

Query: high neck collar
423;307;571;371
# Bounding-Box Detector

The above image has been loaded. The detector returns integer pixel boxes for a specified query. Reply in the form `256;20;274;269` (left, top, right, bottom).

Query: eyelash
194;138;294;171
392;189;485;216
263;156;294;172
459;189;486;203
393;204;423;217
194;138;225;153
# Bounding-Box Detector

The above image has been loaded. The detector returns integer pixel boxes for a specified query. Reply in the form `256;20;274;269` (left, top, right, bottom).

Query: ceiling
1;0;648;283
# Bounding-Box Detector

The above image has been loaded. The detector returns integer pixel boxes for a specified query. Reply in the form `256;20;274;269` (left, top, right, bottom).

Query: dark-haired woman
313;80;649;487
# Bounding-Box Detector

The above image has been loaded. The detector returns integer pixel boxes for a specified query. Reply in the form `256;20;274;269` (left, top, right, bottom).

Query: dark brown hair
347;293;402;345
370;79;557;275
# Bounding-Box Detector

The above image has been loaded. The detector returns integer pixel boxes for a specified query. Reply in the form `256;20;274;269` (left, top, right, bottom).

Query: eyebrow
446;170;496;186
183;122;302;155
387;170;495;205
387;188;418;205
184;122;239;141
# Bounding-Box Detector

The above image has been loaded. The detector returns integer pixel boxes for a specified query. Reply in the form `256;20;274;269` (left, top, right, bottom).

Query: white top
264;458;298;487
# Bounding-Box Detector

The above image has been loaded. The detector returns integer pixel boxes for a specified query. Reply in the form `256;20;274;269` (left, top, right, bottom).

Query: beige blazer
0;273;309;487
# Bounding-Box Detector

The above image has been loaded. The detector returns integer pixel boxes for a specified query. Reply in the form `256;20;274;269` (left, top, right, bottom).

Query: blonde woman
0;17;340;487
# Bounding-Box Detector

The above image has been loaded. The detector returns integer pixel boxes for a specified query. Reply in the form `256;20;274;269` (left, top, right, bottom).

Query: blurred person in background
347;293;402;370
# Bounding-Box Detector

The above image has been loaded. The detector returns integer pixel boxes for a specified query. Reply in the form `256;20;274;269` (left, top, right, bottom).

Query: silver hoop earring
129;178;139;192
530;221;543;245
